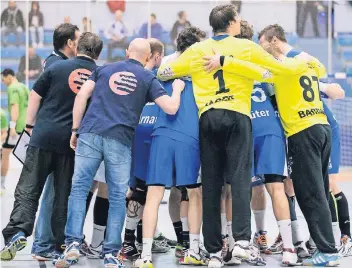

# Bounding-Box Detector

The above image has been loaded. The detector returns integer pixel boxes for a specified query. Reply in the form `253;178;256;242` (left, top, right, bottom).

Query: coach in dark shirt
56;38;185;267
1;32;103;260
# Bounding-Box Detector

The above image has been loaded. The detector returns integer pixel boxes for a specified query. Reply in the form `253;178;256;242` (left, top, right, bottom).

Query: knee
147;186;164;201
187;187;201;200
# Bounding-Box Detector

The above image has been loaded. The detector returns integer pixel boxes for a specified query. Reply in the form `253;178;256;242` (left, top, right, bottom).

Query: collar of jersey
212;34;229;41
75;55;95;63
53;49;68;60
127;59;143;67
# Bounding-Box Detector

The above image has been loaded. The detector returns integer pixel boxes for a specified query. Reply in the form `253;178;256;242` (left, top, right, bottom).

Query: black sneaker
154;233;177;248
121;242;140;261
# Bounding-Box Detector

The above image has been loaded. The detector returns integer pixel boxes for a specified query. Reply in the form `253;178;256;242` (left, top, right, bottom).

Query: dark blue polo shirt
30;56;97;153
43;49;68;70
78;59;167;146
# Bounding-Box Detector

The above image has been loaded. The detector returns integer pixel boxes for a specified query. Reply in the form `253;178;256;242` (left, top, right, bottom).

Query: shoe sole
0;237;27;261
180;256;208;266
302;260;340;267
282;261;303;267
121;253;140;261
55;250;79;268
264;249;283;255
32;255;53;261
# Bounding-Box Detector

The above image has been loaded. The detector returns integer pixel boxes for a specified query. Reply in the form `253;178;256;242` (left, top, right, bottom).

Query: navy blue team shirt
31;56;97;153
43;49;68;70
152;78;199;149
78;59;167;146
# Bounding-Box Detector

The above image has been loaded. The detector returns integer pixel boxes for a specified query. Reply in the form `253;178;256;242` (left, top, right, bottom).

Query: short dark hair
148;38;164;56
258;24;287;43
1;69;15;77
76;32;103;60
53;23;79;50
235;20;254;40
209;4;238;34
177;27;206;53
151;13;156;19
178;11;185;19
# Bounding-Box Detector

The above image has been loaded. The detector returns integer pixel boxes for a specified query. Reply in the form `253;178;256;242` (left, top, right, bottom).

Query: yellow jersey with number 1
157;35;308;118
273;54;328;137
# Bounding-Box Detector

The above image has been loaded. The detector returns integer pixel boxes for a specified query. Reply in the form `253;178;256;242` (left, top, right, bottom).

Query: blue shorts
146;135;201;187
251;175;265;188
329;126;341;174
252;135;287;179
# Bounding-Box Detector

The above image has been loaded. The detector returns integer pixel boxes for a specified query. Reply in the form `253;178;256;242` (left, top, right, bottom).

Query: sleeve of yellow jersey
298;54;327;79
249;42;308;75
157;46;194;81
222;57;273;82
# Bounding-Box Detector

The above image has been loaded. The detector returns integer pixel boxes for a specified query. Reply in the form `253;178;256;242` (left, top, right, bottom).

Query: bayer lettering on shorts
109;72;138;95
68;68;92;94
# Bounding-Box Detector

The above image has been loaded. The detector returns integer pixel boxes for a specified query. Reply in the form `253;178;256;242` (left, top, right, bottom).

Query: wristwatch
71;128;79;133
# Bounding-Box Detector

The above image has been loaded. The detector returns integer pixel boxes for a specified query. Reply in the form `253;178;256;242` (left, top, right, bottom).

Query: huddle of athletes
1;4;352;268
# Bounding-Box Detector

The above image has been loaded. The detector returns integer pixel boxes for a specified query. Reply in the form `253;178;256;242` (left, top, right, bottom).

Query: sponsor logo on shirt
205;95;234;107
298;108;325;118
139;116;157;124
68;68;92;94
109;72;137;95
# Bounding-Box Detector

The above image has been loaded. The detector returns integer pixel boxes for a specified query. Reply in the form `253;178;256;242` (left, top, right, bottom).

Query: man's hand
295;52;314;63
25;128;33;136
203;48;221;73
172;79;186;93
70;133;78;151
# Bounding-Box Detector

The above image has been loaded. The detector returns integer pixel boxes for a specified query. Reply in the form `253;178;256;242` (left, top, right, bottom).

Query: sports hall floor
1;155;351;267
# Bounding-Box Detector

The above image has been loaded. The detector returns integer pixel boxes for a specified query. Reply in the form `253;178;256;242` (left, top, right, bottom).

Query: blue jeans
65;133;131;255
31;174;55;254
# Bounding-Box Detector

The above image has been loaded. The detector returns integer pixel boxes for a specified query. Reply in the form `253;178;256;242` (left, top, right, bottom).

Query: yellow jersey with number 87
157;35;308;118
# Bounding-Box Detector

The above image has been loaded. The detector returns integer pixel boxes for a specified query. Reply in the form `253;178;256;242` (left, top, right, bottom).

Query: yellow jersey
157;35;308;117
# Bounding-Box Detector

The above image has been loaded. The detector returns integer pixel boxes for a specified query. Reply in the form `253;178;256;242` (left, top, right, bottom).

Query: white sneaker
208;256;224;267
339;235;352;257
223;248;241;265
282;248;301;266
133;255;153;268
232;242;250;259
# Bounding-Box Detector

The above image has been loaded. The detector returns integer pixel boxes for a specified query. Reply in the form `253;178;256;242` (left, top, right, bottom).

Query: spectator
1;1;25;47
81;17;96;33
29;1;44;48
105;10;128;61
64;16;71;24
297;1;320;37
170;11;191;48
231;1;242;13
139;13;163;40
17;47;43;82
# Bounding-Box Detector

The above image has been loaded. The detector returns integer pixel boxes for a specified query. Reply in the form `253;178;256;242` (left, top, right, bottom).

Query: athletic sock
190;234;200;253
1;176;6;188
85;191;94;216
137;220;143;244
253;210;266;233
291;220;303;245
278;219;294;249
227;221;235;250
335;192;351;237
221;213;227;237
91;196;109;247
181;217;190;248
141;238;153;258
173;221;183;245
332;222;341;247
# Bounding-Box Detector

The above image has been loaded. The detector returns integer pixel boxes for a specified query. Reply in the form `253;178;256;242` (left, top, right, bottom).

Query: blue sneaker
54;242;80;268
0;232;27;261
32;251;59;261
303;250;340;267
104;253;125;268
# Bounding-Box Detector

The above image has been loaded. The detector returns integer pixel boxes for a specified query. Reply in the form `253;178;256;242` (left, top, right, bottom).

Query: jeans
31;174;55;254
29;26;44;45
2;146;74;248
1;26;22;46
65;133;131;255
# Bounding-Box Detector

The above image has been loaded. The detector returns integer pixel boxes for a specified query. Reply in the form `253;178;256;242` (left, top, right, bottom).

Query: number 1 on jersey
213;70;229;95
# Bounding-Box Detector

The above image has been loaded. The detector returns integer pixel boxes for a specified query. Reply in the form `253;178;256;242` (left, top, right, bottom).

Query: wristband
220;56;225;67
319;82;328;93
9;121;16;129
72;128;79;133
26;124;34;129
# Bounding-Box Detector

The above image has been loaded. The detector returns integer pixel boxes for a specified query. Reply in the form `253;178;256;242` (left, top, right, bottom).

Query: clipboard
12;130;31;165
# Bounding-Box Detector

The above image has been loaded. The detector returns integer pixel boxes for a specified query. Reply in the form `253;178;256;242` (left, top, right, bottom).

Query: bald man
54;38;187;268
105;9;128;61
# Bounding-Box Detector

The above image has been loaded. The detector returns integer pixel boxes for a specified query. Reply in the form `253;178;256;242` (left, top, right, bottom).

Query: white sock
126;216;139;231
227;222;235;250
253;210;266;233
1;176;5;188
309;236;316;247
181;217;189;232
154;226;160;238
91;224;106;248
278;219;294;249
141;238;153;258
210;250;222;258
291;220;303;245
236;240;249;247
332;222;341;247
221;213;227;237
190;234;200;253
